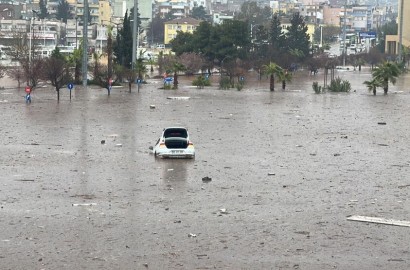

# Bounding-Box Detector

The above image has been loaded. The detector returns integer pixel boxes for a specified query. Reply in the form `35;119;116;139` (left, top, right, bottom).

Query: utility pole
398;0;404;63
342;0;347;67
82;0;89;87
29;17;33;65
75;16;78;49
132;0;138;70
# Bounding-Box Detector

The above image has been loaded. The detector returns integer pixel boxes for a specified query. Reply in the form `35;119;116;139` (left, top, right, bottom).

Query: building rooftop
165;17;201;25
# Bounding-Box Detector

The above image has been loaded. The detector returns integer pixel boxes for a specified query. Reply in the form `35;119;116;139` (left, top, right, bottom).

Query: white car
151;127;195;159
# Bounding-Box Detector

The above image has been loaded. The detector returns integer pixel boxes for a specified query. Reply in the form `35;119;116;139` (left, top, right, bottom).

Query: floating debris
167;97;190;100
219;208;228;214
72;203;97;207
347;215;410;227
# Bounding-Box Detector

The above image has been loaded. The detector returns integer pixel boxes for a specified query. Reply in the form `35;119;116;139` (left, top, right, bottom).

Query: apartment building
157;0;191;19
164;17;200;44
385;0;409;55
300;4;324;24
323;5;342;26
350;5;371;32
112;0;152;25
65;18;96;48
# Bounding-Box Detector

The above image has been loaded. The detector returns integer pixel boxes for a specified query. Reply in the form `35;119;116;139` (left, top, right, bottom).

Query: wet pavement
1;68;410;269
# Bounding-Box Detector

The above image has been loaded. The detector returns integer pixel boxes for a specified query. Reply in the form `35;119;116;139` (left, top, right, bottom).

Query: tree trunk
282;80;286;90
129;81;132;93
173;72;178;89
384;79;388;94
57;88;60;102
270;74;274;91
107;34;113;80
373;87;376;95
75;62;80;84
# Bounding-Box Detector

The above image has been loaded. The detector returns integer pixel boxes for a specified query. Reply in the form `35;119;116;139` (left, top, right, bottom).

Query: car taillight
188;142;194;148
159;142;166;148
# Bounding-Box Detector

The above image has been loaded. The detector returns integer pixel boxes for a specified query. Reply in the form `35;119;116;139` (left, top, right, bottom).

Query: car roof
163;127;188;130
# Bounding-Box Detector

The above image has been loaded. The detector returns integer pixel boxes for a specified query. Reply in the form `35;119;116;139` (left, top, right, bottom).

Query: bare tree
6;31;44;90
5;32;29;62
178;53;206;75
42;49;72;101
365;47;384;70
6;66;24;89
21;58;44;90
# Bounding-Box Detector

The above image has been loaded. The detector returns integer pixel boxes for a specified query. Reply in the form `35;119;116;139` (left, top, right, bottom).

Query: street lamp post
75;16;78;49
132;0;138;70
398;0;404;62
29;17;33;65
320;25;323;48
82;0;89;87
342;0;347;67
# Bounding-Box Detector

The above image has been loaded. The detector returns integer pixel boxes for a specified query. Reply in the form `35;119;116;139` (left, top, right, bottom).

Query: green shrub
219;76;231;90
236;81;244;91
163;83;173;90
327;77;351;92
192;75;211;89
312;81;322;94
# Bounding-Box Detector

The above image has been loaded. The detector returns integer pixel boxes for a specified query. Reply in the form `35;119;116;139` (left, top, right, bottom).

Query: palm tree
148;57;155;73
92;52;103;81
134;58;147;92
277;69;292;90
172;62;186;89
68;47;82;84
264;62;283;91
135;58;147;80
364;78;381;96
372;62;401;94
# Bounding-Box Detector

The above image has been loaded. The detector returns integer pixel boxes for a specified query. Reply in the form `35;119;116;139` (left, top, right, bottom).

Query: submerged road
1;70;410;269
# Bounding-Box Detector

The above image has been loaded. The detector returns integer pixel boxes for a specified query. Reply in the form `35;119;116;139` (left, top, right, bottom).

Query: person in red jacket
25;86;32;103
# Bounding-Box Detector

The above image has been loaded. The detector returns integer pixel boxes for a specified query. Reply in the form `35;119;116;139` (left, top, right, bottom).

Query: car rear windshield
164;128;188;138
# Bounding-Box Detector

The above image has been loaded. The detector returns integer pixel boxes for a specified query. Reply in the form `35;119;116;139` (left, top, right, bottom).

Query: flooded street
1;68;410;269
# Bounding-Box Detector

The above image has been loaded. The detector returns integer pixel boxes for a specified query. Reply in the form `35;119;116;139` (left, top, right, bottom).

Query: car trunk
165;138;188;149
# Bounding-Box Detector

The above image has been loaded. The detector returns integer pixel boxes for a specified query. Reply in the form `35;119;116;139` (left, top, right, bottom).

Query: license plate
171;150;183;154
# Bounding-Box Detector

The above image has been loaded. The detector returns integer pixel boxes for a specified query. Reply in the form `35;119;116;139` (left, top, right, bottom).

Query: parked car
151;127;195;159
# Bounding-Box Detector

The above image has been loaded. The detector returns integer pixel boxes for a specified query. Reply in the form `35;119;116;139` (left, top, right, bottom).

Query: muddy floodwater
1;68;410;269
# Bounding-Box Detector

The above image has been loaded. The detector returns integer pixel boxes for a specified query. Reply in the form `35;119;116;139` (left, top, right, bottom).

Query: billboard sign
359;32;376;38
